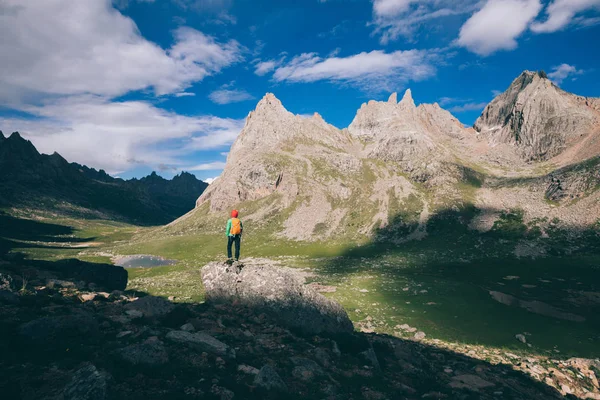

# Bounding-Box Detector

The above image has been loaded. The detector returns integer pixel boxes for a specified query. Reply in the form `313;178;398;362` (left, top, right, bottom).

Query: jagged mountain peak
475;70;600;161
399;89;415;108
254;92;286;113
388;92;397;103
1;131;40;158
0;131;5;141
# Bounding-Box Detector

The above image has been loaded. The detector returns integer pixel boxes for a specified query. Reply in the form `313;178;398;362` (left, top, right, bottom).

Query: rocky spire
388;93;397;104
399;89;415;108
0;131;5;142
254;93;287;114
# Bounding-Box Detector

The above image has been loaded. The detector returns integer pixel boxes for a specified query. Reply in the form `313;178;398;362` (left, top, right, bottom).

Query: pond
114;254;177;268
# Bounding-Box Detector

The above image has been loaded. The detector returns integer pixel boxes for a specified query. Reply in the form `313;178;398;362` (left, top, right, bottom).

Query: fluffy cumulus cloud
0;96;244;173
270;50;437;91
457;0;600;56
548;64;585;84
254;61;278;76
0;0;245;175
371;0;481;43
0;0;243;100
457;0;543;56
531;0;600;32
209;89;255;104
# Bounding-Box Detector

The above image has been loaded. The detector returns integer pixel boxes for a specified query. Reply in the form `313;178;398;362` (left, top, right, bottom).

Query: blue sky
1;0;599;181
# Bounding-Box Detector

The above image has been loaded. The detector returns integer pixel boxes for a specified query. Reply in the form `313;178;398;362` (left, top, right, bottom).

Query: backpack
230;218;242;235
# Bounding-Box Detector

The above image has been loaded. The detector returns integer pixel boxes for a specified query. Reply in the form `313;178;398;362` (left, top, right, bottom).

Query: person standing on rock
226;210;243;261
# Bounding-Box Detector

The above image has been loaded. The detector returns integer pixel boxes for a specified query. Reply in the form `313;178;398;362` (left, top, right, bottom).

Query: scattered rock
125;310;143;319
414;331;426;340
360;347;381;371
124;296;175;318
290;357;324;381
79;293;97;302
237;364;259;375
180;323;195;332
449;374;495;390
63;364;108;400
516;334;527;344
254;365;288;392
116;331;132;338
166;330;235;359
117;339;169;367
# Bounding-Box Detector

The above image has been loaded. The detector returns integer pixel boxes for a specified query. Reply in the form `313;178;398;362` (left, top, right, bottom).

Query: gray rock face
201;259;354;335
19;311;99;346
475;70;600;161
254;365;288;392
124;296;175;318
165;330;236;359
63;364;108;400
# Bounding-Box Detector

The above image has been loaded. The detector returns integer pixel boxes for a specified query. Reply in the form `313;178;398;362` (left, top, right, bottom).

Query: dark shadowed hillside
0;131;208;225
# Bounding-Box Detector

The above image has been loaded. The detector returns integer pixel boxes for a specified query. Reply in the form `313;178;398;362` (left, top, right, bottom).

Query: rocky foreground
1;258;599;399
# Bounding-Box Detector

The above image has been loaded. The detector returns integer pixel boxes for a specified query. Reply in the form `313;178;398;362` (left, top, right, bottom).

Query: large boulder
201;259;354;335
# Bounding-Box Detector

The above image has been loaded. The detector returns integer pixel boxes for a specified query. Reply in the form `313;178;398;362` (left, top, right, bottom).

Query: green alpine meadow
2;1;600;397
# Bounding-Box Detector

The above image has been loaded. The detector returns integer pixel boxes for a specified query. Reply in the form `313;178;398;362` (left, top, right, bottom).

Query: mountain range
165;70;600;242
0;132;207;225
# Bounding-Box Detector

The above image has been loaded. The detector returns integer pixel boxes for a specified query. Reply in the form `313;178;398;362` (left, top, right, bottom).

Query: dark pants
227;235;241;260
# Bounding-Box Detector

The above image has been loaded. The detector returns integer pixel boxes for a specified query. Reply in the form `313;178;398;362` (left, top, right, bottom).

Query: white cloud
457;0;543;56
254;61;277;76
185;162;227;171
204;177;219;184
271;50;437;91
373;0;414;17
438;97;488;113
547;64;584;84
371;0;481;44
175;92;196;97
531;0;600;33
448;102;488;113
0;96;244;173
0;0;243;100
209;89;255;104
491;89;503;96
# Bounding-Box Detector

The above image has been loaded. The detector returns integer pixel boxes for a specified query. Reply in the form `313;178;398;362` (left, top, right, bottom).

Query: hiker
226;209;243;261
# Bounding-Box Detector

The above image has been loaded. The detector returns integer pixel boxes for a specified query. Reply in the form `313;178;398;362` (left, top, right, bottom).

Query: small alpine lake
114;254;177;268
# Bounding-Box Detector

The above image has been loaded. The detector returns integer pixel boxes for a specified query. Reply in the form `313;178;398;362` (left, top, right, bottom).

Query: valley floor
2;208;600;398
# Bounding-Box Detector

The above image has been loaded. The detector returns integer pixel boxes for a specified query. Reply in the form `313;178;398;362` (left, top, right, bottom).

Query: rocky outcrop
201;259;354;335
0;270;583;399
475;70;600;161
